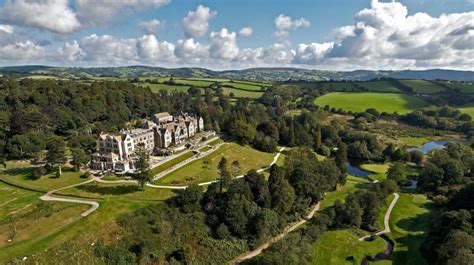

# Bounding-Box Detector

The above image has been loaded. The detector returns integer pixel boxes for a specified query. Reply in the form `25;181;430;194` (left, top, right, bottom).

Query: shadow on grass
76;184;140;195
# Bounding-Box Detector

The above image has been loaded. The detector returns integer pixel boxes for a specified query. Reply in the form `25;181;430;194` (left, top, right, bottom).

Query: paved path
230;200;320;264
39;178;100;217
358;192;400;241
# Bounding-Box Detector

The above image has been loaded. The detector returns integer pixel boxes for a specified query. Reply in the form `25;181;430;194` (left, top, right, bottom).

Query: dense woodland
1;77;473;264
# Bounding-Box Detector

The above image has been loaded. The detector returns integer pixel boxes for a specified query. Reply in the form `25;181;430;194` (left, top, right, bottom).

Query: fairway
312;229;387;265
314;92;428;114
153;143;275;186
383;193;432;265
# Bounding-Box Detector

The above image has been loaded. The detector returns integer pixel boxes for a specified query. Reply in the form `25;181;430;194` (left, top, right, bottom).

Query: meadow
153;143;276;186
458;104;474;117
399;80;444;94
314;92;428;114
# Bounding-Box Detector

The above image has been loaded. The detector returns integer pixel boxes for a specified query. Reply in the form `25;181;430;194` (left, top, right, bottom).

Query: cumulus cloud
75;0;170;27
0;24;13;34
183;5;217;38
238;27;253;37
323;0;474;69
209;28;239;60
293;42;334;64
77;34;138;64
274;14;310;40
0;0;80;34
138;19;162;34
0;26;45;61
58;41;84;62
136;34;175;61
175;38;208;60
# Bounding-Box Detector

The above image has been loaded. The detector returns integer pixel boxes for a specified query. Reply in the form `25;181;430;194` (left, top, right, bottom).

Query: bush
31;166;47;180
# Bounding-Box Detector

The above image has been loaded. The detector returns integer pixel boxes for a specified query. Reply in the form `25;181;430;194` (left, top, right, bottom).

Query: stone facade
90;112;204;173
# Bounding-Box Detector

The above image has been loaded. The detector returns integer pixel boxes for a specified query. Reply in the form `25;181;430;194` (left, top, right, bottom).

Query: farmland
314;92;429;114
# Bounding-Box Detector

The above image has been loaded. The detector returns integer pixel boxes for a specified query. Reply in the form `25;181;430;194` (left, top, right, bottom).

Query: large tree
72;148;89;172
131;143;152;190
46;137;66;176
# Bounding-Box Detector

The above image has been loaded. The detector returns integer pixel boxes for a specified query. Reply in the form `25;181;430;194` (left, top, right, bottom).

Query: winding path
358;192;400;241
230;200;321;264
39;179;100;217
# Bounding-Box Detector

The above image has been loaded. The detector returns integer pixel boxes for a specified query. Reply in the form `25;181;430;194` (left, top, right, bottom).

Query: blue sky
0;0;472;70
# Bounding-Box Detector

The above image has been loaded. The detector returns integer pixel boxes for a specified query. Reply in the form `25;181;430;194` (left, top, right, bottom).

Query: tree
268;166;295;214
46;137;66;176
335;143;348;173
72;148;89;172
218;157;231;192
231;160;241;177
174;184;203;213
131;143;151;190
387;162;405;184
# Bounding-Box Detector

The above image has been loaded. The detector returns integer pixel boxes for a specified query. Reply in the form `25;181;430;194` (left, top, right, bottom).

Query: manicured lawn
149;151;195;176
312;229;387;265
360;163;391;181
153;143;275;186
385;193;432;265
399;80;444;94
208;138;223;146
321;181;370;209
1;164;90;192
458;104;474;118
314;92;428;114
56;182;174;201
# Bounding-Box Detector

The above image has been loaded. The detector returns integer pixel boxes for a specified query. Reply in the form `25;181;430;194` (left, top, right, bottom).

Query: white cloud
136;34;175;61
0;41;45;60
293;42;334;64
0;24;13;34
75;0;170;27
175;38;208;59
78;34;138;64
0;0;80;34
238;27;253;37
58;41;84;62
209;28;239;60
182;5;217;38
324;0;474;69
138;19;162;34
275;14;310;30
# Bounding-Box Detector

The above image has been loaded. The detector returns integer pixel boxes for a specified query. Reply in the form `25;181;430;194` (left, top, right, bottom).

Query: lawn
153;143;276;186
312;229;387;265
399;137;432;147
0;181;41;222
314;92;428;114
149;151;195;176
399;80;444;94
360;163;391;181
56;182;174;201
0;198;155;263
1;164;90;192
458;104;474;118
384;193;432;265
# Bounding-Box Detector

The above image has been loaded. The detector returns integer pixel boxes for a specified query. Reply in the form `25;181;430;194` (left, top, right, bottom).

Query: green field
1;165;90;192
314;92;428;114
312;229;387;265
222;82;263;91
153;143;275;186
399;80;444;94
458;104;474;117
142;83;190;93
438;81;474;93
360;163;390;181
223;87;264;99
384;193;432;265
354;81;401;93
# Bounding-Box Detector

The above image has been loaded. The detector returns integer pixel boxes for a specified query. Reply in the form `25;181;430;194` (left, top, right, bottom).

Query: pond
407;139;463;154
347;163;372;178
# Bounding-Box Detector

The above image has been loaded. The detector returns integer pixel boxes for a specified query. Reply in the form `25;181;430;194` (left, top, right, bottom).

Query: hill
1;65;473;81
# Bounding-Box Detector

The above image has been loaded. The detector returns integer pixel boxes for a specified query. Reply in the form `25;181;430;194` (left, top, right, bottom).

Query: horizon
0;0;473;71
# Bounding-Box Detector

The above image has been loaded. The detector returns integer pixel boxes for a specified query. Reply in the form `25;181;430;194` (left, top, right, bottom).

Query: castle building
90;112;204;173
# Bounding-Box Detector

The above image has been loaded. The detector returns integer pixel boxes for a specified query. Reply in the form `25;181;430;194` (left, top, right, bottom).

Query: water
407;139;461;154
347;163;371;178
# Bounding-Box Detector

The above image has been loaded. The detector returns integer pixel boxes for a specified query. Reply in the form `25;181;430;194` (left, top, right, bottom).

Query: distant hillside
0;65;473;81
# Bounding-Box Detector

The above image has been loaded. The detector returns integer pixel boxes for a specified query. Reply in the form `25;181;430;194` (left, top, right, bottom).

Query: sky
0;0;472;70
